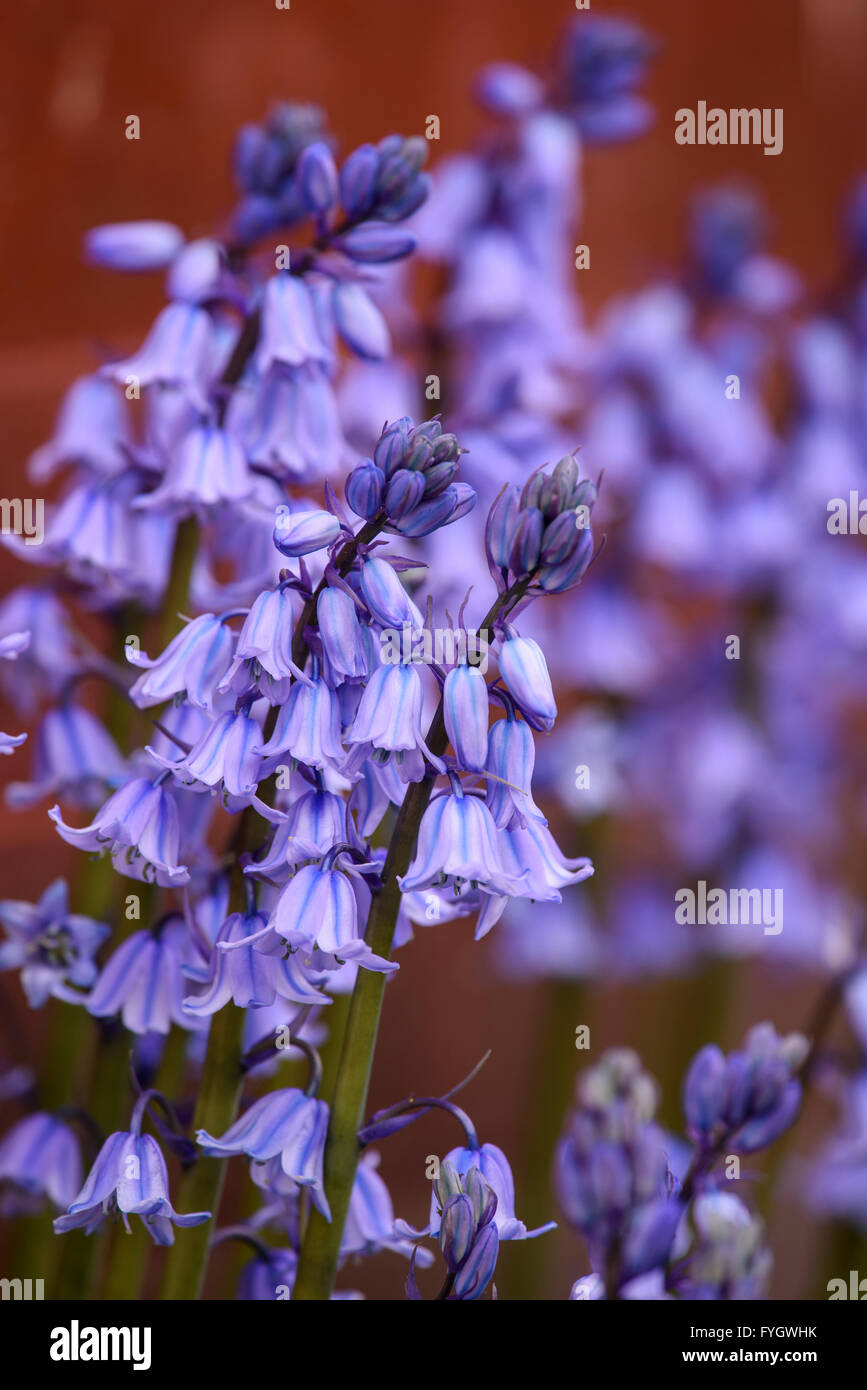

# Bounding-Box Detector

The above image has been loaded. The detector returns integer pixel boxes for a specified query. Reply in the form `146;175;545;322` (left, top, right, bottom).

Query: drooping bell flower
101;302;219;411
484;711;547;829
128;612;235;713
358;556;423;629
443;663;489;773
345;661;444;784
135;425;254;515
54;1129;209;1244
0;1112;82;1214
218;585;305;700
197;1088;331;1219
497;633;557;731
182;910;330;1016
7;702;127;809
266;861;398;975
433;1142;556;1241
273;503;342;557
49;776;191;887
257;672;344;773
86;922;206;1034
399;783;527;899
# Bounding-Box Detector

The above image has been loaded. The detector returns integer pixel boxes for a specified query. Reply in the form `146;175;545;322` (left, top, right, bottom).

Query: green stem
158;1003;247;1299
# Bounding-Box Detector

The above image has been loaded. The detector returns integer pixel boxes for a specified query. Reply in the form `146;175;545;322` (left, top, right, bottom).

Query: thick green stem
158;1003;247;1299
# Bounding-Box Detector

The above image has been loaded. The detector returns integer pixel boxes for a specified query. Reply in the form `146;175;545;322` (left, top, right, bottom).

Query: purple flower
443;664;489;773
255;275;332;373
317;585;370;683
267;863;398;974
197;1088;331;1220
86;923;206;1034
433;1143;554;1242
485;712;546;829
219;586;305;697
258;672;344;772
7;703;126;809
273;503;341;558
399;785;527;898
84;220;185;271
101;303;220;410
135;426;254;515
0;1112;82;1214
29;375;131;481
49;776;191;887
358;556;422;629
129;613;235;713
341;1151;434;1262
0;878;109;1007
54;1130;209;1244
497;633;557;731
183;910;329;1015
346;661;444;784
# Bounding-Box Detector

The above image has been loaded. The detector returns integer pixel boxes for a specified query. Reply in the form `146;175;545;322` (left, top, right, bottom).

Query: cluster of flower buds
345;416;476;536
414;1160;500;1301
486;454;597;594
555;1049;681;1293
557;15;656;142
683;1024;806;1155
233;108;428;262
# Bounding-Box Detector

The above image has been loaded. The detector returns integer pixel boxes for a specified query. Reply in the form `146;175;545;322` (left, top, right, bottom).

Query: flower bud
297;141;339;213
334;223;416;263
540;511;580;566
498;635;556;731
485;484;522;571
273;505;341;558
84;220;184;272
345;460;385;519
452;1222;499;1300
440;1193;475;1271
373;418;412;475
359;557;422;628
509;506;544;576
683;1044;727;1137
385;468;426;520
422;460;459;498
444;664;489;772
339;144;379;217
433;1159;463;1207
536;527;594;593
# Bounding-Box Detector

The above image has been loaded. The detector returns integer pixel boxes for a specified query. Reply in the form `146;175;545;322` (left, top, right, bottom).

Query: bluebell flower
255;275;332;374
0;878;109;1007
273;502;341;559
244;786;347;878
317;585;370;683
497;818;594;898
229;364;346;481
87;922;206;1033
150;708;277;821
485;712;546;829
135;425;254;515
443;664;489;773
266;863;398;974
432;1143;554;1242
258;672;344;772
197;1088;331;1220
342;1151;434;1263
0;1112;82;1214
497;633;557;731
219;586;304;699
7;702;126;809
358;556;422;629
84;220;185;271
101;302;220;411
183;910;330;1015
29;374;131;481
50;776;191;887
129;613;236;712
54;1130;209;1244
346;661;445;784
399;784;527;899
332;284;391;361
